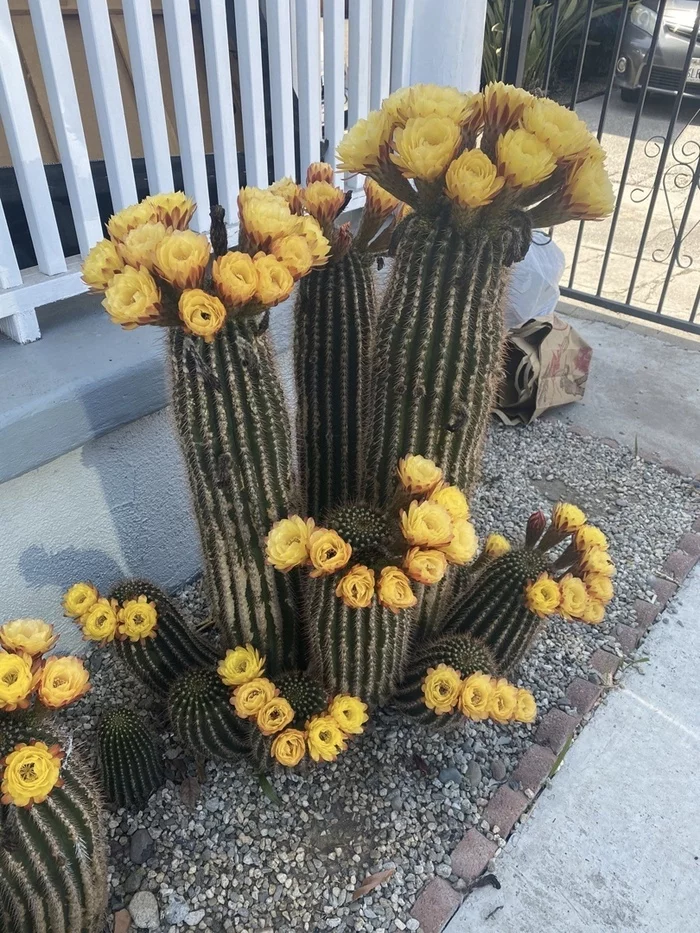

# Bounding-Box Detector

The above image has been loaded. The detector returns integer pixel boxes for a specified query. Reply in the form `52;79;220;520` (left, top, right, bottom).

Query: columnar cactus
169;669;251;761
97;707;165;809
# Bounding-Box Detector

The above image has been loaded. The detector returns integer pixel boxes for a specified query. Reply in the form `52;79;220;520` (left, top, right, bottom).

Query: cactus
294;247;377;517
97;708;164;809
275;670;328;727
441;549;551;673
248;729;272;774
109;579;218;696
169;669;250;761
169;318;303;674
0;734;107;933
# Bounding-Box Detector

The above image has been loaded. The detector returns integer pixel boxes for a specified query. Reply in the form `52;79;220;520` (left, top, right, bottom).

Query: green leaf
258;773;282;807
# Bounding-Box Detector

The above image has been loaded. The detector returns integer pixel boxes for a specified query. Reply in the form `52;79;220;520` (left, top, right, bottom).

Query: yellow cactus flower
440;519;478;566
81;238;124;290
364;177;400;218
400;500;453;548
524;572;560;618
303;181;347;226
62;582;99;619
488;677;519;723
429;483;470;522
562;157;615;221
445;149;505;209
155;230;210;290
231;677;278;719
458;672;493;720
336;109;393;173
117;595;158;643
212;250;258;307
269;176;305;213
270;234;314;280
305;162;335;185
328;694;368;735
253;253;295;306
178;289;227;342
145;191;196;230
1;741;63;808
335;565;375;609
294;215;331;267
239;187;296;247
266;515;314;573
308;528;352;578
79;597;119;644
558;573;589;620
396;83;478;125
397;454;443;495
0;651;35;711
579;547;615;578
484;534;511;559
107;200;158;243
218;644;265;686
514;688;537;723
271;728;307;767
118;221;168;271
257;697;294;736
37;656;90;710
551;502;587;534
581;598;606;625
404;547;448;585
574;525;609;553
306;714;348;762
391;115;461;181
0;619;57;657
422;664;462;715
585;573;614;605
102;266;161;329
496;127;557;189
376;566;418;614
482;81;533;134
521;97;592;161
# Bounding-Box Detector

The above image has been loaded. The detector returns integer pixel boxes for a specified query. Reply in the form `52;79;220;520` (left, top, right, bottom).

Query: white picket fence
0;0;484;344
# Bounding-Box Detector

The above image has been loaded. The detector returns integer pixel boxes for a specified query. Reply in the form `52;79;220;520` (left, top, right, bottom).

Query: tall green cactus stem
169;316;302;673
108;579;218;696
393;634;497;725
366;208;532;505
294;248;376;517
248;729;272;774
97;708;165;809
441;549;551;673
169;669;250;761
307;578;414;706
0;739;107;933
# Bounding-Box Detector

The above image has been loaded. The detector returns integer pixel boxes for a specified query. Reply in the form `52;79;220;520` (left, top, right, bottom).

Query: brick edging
410;478;700;933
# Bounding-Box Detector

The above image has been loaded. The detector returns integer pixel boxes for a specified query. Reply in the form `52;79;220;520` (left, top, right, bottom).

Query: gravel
61;419;697;932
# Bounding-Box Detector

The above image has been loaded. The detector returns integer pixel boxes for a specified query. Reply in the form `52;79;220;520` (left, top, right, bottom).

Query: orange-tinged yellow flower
335;565;375;609
389;83;478;125
558;573;588;620
79;597;119;644
482;81;533;134
521;97;592;161
391;115;461;181
0;619;57;657
270;176;305;212
585;573;614;605
62;582;99;619
496;127;556;189
306;162;335;185
294;215;331;267
579;547;615;578
306;714;347;762
445;149;504;209
404;547;448;585
308;529;352;578
376;566;417;614
213;250;258;307
155;230;210;290
178;289;227;342
397;454;443;495
232;677;278;719
422;664;462;715
266;515;314;573
563;157;615;221
458;672;493;720
303;181;347;226
271;728;307;767
146;191;196;230
118;221;168;271
102;266;161;329
484;534;511;559
524;572;560;618
0;651;35;711
117;595;158;642
400;500;453;548
552;502;587;534
574;525;608;553
514;688;537;723
337;109;393;172
488;677;519;723
107;200;158;243
328;694;368;735
364;177;400;218
218;644;265;686
440;519;478;566
581;598;606;625
37;656;90;709
1;741;63;808
429;483;470;521
270;234;314;280
81;238;124;290
239;187;296;247
253;253;295;306
257;697;294;736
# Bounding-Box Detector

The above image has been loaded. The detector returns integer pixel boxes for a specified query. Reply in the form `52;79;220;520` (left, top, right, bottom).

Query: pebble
438;767;463;786
128;891;159;930
164;894;190;925
465;761;482;787
129;829;154;866
491;759;507;781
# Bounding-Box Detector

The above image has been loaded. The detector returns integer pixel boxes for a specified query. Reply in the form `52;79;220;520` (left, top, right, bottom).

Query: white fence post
409;0;487;92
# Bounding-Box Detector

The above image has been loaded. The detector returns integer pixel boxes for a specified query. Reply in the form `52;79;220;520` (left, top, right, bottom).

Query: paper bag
495;314;592;425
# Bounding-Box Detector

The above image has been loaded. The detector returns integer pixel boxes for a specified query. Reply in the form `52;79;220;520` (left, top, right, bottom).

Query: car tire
621;86;640;103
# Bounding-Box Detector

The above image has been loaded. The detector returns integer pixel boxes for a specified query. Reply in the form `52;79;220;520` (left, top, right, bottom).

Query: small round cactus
97;707;165;809
274;671;328;727
169;669;250;761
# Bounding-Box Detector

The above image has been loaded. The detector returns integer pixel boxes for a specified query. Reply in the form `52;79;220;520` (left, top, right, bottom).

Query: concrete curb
408;443;700;933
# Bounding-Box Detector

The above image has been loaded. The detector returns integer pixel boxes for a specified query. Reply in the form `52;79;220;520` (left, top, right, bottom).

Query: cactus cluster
169;669;251;761
97;707;165;809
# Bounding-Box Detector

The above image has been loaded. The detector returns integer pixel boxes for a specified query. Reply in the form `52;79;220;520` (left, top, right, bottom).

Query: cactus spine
169;318;302;673
275;671;328;727
294;248;376;517
109;579;218;696
169;669;250;761
97;708;164;809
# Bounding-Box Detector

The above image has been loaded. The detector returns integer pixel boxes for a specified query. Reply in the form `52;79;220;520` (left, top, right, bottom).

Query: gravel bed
63;419;698;933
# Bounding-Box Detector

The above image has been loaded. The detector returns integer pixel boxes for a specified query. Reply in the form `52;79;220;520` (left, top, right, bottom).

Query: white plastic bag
503;236;565;330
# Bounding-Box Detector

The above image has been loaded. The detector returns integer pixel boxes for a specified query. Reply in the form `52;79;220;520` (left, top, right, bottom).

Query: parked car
615;0;700;101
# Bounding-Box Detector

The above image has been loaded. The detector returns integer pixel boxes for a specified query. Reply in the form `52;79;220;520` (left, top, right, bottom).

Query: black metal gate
493;0;700;335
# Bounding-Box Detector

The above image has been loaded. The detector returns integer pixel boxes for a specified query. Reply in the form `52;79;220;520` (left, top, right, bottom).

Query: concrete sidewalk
445;565;700;933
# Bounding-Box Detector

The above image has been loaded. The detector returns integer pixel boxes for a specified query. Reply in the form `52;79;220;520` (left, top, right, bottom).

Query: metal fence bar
234;0;269;187
502;0;532;86
568;0;595;110
390;0;414;91
323;0;346;172
656;155;700;314
265;0;296;179
371;0;393;110
296;0;323;172
561;285;700;335
543;0;561;95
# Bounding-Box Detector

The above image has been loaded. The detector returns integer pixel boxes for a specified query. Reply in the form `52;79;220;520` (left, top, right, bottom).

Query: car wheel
621;86;640;103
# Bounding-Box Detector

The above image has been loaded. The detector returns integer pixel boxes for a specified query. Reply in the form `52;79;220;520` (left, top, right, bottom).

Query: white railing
0;0;484;345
